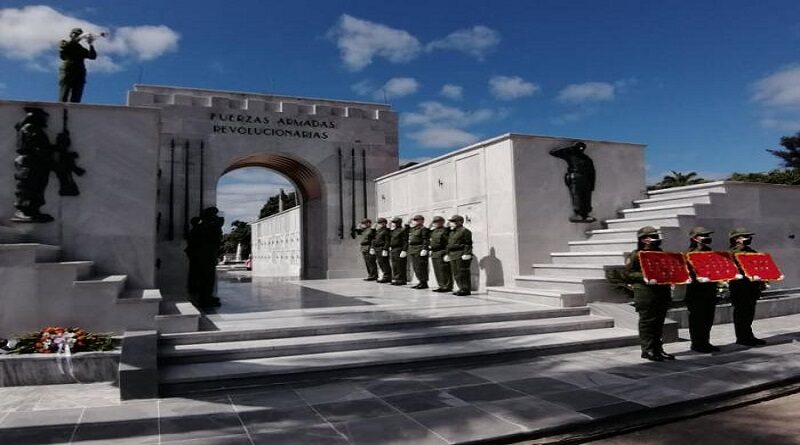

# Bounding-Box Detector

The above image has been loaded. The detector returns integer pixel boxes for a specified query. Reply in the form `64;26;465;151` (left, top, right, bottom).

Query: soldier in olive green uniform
685;227;719;353
446;215;473;296
373;217;392;283
407;215;431;289
429;216;453;293
625;226;675;361
729;228;766;346
358;218;378;281
389;217;409;285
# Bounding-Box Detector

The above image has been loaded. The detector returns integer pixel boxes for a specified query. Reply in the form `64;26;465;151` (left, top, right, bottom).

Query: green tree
649;171;708;190
767;132;800;169
221;220;251;257
258;189;298;219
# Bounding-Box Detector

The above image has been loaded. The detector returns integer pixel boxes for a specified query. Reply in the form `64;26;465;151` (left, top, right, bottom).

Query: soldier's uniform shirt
407;225;430;283
685;244;718;348
373;227;392;280
729;244;762;342
359;227;378;279
625;248;671;354
429;227;453;290
446;226;473;292
389;226;409;283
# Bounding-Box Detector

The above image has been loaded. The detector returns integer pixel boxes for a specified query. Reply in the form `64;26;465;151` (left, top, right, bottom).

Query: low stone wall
0;350;120;386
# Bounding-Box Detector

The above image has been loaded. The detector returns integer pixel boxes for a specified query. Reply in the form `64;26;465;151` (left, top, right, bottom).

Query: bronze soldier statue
549;141;596;223
59;28;98;103
12;108;56;223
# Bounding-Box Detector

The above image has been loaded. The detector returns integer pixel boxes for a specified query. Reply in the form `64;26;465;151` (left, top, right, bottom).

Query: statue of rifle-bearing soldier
59;28;101;103
549;141;596;223
185;207;225;309
12;107;85;223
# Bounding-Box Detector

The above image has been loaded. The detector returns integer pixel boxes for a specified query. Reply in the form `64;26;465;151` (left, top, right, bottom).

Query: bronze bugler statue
549;141;596;223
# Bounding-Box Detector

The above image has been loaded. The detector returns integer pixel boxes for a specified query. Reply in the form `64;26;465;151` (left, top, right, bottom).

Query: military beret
448;215;464;223
729;227;754;239
636;226;660;238
689;226;713;238
412;214;425;221
376;217;387;224
360;218;372;224
391;217;402;224
432;216;445;223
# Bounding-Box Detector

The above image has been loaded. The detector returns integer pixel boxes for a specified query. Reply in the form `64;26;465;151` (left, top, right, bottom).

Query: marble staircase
157;302;639;394
0;243;161;335
487;181;792;307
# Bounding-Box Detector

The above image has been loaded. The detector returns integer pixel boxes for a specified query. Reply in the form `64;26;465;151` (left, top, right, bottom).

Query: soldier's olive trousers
377;252;392;281
390;248;407;283
730;281;761;342
686;283;717;347
449;254;472;292
410;252;429;284
633;285;671;353
431;253;453;290
362;251;378;279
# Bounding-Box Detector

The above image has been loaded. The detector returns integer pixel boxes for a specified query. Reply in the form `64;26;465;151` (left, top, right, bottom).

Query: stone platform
1;314;800;444
157;274;639;394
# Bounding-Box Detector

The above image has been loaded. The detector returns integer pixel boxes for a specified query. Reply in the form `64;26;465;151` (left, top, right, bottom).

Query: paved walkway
586;391;800;445
2;312;800;444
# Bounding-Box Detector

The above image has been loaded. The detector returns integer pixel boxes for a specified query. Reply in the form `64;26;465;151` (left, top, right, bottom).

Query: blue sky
1;1;799;223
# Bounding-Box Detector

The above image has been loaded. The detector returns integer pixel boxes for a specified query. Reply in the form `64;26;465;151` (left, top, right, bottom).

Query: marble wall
375;134;646;291
0;100;160;288
250;206;301;277
128;85;399;293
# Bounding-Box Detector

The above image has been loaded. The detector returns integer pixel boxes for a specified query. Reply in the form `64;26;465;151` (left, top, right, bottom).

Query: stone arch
219;153;327;279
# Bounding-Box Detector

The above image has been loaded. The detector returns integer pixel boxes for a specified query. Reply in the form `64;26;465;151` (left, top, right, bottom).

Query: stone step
585;226;683;242
633;191;717;208
568;239;637;253
160;304;591;345
646;181;727;199
0;243;60;265
604;214;693;230
514;275;586;293
763;287;800;299
532;263;618;279
158;327;639;393
156;301;202;334
619;203;698;219
550;251;626;265
0;225;27;243
35;261;94;281
486;286;586;307
159;315;615;364
73;274;127;300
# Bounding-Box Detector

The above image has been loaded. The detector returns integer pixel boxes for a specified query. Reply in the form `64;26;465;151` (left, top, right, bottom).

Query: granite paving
3;291;800;443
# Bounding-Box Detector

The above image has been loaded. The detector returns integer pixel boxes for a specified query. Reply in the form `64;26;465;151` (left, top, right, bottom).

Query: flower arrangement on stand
9;327;114;354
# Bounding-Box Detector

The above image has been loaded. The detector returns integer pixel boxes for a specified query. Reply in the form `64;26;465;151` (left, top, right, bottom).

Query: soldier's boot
416;282;428;290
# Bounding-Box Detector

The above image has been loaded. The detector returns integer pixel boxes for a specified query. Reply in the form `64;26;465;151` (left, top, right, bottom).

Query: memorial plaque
686;251;739;282
734;252;784;281
638;251;691;285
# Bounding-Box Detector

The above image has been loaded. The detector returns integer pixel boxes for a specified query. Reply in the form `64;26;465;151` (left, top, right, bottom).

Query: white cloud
376;77;419;100
327;14;421;71
440;84;463;100
550;109;596;125
0;5;179;73
558;82;616;103
402;101;506;149
753;65;800;107
216;168;294;227
403;101;500;128
489;75;539;100
408;127;480;149
760;116;800;130
426;25;500;60
351;77;420;101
